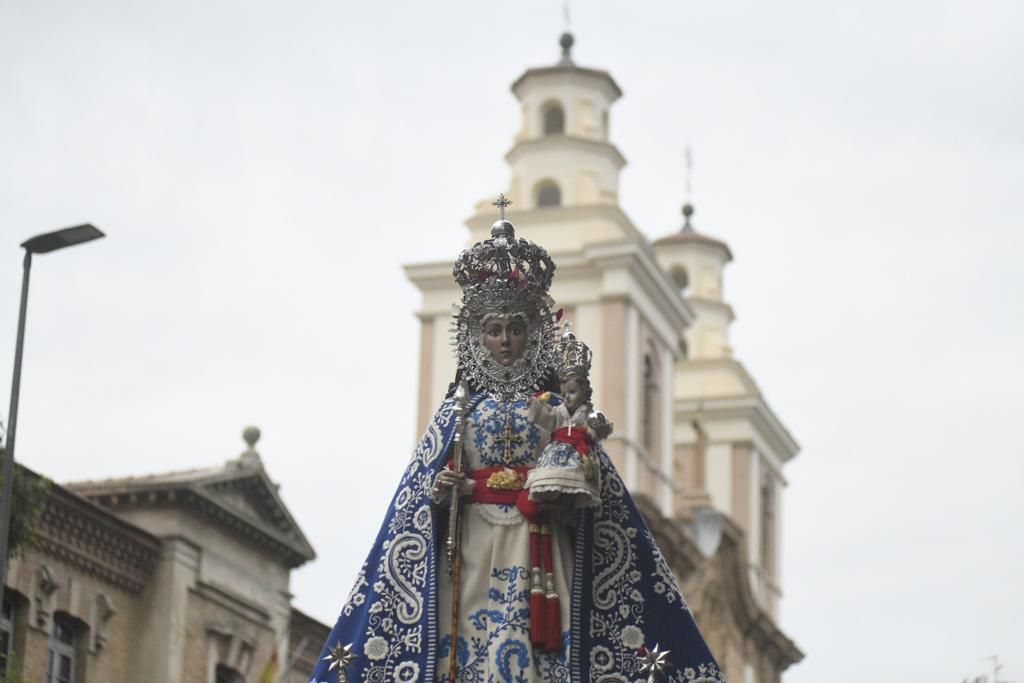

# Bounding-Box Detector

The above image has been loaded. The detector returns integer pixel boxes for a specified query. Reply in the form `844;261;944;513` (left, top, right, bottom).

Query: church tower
506;32;623;212
409;34;691;520
406;34;803;682
653;204;799;623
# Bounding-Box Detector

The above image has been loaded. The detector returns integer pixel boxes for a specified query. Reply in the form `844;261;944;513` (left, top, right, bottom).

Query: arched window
760;473;776;577
1;599;13;677
535;181;561;208
670;265;689;296
542;101;565;135
642;351;659;455
216;665;244;683
46;615;77;683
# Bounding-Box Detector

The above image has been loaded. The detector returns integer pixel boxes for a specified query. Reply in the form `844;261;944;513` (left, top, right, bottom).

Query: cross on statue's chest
496;420;525;464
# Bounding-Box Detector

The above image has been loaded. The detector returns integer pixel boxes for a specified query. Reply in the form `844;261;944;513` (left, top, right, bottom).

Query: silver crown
452;206;555;300
557;324;592;380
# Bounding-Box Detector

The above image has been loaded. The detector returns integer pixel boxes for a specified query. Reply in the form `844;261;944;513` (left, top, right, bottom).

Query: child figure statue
526;324;613;508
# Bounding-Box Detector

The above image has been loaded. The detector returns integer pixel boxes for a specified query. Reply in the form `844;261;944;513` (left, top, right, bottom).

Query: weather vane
492;193;513;221
685;144;694;202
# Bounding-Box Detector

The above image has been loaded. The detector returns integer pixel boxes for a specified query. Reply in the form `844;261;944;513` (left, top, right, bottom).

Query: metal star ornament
323;642;358;681
639;643;672;682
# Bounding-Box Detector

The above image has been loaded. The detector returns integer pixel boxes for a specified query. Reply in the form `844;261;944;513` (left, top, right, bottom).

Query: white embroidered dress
436;393;573;682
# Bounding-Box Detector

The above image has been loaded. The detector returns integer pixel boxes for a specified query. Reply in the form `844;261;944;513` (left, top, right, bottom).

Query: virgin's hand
431;470;471;502
435;470;466;490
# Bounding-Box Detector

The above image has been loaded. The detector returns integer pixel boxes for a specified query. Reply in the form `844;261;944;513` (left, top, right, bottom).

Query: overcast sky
2;1;1022;681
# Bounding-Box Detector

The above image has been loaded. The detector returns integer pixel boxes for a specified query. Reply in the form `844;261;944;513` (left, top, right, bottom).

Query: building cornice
505;134;627;169
511;64;623;101
686;297;736;323
581;240;695;338
653;229;733;262
674;378;800;465
69;464;316;569
33;477;161;595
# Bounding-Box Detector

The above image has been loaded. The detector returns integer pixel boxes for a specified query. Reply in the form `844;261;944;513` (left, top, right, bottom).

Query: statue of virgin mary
310;200;724;683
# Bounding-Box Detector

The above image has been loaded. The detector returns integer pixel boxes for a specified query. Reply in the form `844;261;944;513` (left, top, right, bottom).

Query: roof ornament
559;31;575;65
240;425;261;466
682;203;695;232
682;145;695;232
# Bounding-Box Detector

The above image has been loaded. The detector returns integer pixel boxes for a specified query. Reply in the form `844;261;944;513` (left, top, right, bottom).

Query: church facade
406;34;803;683
0;430;328;683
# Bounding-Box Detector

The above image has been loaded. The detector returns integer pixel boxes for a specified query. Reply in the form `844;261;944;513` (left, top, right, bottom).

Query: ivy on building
0;450;51;560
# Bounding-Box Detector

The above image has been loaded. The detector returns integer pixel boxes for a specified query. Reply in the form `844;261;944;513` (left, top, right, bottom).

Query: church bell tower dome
505;33;626;210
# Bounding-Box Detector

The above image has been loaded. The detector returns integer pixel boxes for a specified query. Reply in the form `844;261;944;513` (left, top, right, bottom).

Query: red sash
551;426;593;455
445;461;562;651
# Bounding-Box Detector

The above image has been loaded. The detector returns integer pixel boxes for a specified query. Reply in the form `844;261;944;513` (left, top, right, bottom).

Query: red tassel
528;522;546;647
530;590;547;647
516;490;541;520
545;594;562;651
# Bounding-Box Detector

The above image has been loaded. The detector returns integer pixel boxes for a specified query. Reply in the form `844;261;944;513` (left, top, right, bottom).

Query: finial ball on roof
243;426;261;449
560;32;575;52
682;203;694;218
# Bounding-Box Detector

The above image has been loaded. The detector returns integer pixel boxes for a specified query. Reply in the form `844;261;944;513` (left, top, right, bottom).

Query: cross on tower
492;193;513;221
497;420;525;464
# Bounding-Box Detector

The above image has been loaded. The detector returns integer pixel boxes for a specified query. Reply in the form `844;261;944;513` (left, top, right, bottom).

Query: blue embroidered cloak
309;396;724;683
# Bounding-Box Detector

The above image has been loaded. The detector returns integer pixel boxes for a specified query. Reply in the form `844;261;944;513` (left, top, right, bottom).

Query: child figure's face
561;377;585;414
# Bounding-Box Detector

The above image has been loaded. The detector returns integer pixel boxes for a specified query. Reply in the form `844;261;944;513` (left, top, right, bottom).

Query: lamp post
0;224;105;598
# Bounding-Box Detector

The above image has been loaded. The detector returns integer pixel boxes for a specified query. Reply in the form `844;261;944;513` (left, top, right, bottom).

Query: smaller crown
557;324;592;380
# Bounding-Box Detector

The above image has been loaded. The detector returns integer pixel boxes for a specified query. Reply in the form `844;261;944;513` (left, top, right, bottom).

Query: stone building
405;33;804;682
1;428;329;683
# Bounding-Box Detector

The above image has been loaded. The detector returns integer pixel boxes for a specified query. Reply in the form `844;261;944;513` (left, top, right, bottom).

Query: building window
670;265;689;296
1;599;13;678
216;664;244;683
642;352;659;454
542;101;565;135
46;616;76;683
760;474;775;577
535;181;561;208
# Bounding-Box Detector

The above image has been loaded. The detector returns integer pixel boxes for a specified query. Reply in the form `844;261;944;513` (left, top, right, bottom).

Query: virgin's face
482;317;528;367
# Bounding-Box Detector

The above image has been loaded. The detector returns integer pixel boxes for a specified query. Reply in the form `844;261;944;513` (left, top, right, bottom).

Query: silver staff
446;382;470;682
446;382;470;573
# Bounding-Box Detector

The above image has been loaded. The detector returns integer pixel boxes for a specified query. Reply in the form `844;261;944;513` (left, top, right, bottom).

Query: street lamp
690;504;724;560
0;224;105;598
